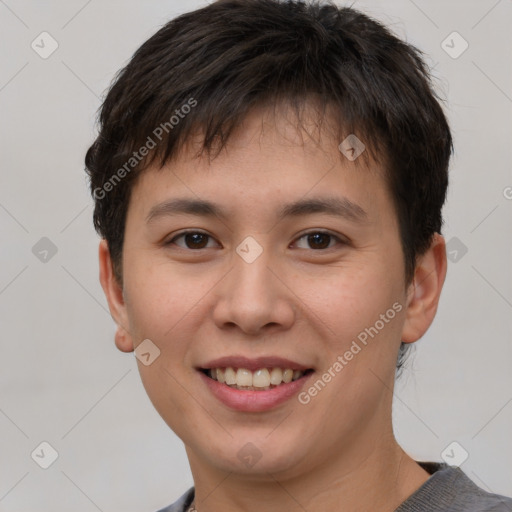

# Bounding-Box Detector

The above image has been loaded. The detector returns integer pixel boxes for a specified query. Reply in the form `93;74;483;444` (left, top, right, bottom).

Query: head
87;0;451;479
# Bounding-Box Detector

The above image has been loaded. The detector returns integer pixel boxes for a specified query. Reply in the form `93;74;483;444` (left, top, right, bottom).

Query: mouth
199;366;315;391
196;355;315;411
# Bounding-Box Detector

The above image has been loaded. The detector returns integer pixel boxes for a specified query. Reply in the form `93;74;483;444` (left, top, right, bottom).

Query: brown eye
294;231;344;250
168;231;216;249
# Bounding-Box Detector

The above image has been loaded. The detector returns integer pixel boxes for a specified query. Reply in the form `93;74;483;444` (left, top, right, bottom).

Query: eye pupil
308;233;330;249
186;233;208;249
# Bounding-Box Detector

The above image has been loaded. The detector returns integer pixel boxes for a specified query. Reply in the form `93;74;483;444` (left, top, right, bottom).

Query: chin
199;437;310;478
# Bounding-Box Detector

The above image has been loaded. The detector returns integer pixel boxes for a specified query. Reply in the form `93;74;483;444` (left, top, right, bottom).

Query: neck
185;429;430;512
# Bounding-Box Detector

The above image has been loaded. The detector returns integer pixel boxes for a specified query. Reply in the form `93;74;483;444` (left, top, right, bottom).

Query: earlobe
98;239;134;353
114;324;135;353
401;233;447;344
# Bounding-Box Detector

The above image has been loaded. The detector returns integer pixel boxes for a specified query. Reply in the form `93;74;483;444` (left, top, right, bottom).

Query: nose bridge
213;236;295;334
231;237;277;307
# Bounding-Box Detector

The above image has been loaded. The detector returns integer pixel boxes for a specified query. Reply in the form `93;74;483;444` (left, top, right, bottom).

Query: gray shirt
156;461;512;511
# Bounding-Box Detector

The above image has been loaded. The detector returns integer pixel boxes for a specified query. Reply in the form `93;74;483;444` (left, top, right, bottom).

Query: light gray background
1;0;511;510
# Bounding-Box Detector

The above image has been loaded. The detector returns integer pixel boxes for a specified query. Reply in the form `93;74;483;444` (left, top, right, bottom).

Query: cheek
122;254;196;338
122;255;220;389
298;263;401;340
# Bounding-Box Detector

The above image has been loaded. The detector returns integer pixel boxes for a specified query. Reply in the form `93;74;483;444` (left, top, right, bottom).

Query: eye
165;230;347;251
166;231;218;250
293;231;346;250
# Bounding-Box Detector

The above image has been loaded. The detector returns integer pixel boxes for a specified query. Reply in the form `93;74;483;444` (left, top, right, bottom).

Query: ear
98;239;134;353
401;233;447;344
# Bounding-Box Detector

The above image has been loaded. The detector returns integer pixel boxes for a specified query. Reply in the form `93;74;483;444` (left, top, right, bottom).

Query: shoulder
396;462;512;512
155;486;195;512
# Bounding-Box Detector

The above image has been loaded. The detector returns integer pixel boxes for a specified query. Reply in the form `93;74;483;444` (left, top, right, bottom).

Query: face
102;104;425;480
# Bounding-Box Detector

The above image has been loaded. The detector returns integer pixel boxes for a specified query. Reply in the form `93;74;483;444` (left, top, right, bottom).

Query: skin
99;103;447;512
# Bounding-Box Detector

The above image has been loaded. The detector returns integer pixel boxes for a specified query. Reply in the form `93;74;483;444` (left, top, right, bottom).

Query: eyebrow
146;196;368;225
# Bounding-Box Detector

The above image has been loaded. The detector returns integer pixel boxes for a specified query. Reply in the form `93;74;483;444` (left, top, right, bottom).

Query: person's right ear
98;239;134;353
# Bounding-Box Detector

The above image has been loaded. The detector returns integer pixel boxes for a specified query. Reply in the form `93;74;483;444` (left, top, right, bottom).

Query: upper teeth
208;367;305;388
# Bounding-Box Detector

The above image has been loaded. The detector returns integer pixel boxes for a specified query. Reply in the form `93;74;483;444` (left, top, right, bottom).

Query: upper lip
199;355;313;372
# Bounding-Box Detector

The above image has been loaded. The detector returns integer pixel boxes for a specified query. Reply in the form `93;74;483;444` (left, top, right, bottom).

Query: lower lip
199;371;314;412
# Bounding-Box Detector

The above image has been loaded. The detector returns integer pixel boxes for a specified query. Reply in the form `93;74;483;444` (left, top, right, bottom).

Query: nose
212;244;296;336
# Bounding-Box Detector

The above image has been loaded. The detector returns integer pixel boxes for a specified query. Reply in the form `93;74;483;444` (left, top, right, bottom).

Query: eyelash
165;230;348;251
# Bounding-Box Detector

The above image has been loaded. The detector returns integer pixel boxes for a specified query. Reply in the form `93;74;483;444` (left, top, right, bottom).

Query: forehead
127;103;392;226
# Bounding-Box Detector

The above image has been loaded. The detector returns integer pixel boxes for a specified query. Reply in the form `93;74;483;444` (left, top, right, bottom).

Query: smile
201;367;314;390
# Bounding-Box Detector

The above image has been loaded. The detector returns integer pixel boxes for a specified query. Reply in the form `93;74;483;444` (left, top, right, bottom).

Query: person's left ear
401;233;447;344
